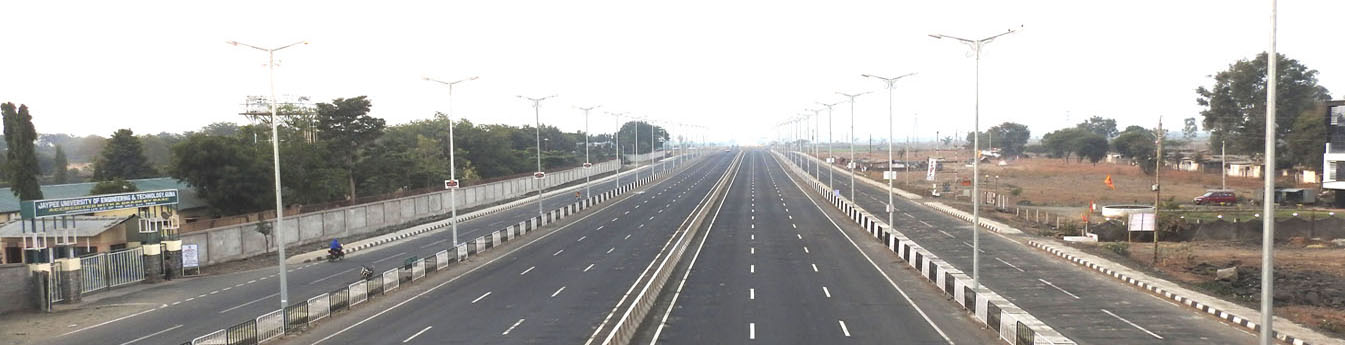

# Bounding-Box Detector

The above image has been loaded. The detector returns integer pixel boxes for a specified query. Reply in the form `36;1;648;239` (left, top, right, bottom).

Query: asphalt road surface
285;151;738;344
788;151;1255;345
45;157;694;345
646;150;998;345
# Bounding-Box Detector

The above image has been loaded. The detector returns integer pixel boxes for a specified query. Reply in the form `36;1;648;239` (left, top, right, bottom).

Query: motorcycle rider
328;239;344;260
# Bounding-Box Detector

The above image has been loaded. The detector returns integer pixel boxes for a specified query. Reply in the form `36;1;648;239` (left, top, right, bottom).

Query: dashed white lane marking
551;286;567;297
1101;309;1164;339
750;247;755;255
624;211;630;215
309;267;358;285
607;247;615;254
502;319;526;335
919;220;934;227
995;258;1026;272
750;288;755;300
197;294;207;298
750;264;755;273
750;224;755;229
803;246;810;254
584;264;595;272
749;323;756;340
811;264;819;272
649;216;656;220
597;225;605;230
938;230;956;238
904;213;916;219
838;320;851;337
792;224;797;229
822;286;832;298
612;218;619;222
553;249;565;256
639;224;645;228
117;324;183;345
796;234;802;240
185;297;196;302
420;238;448;249
578;236;587;242
219;292;280;314
471;291;492;304
521;266;535;275
1039;279;1081;299
788;215;792;219
624;234;632;240
750;234;755;240
403;326;432;343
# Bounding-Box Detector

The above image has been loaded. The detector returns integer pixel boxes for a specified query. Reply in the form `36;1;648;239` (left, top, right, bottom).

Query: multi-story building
1321;100;1345;206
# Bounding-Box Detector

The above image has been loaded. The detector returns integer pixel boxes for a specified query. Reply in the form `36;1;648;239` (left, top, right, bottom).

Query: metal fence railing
191;329;225;345
349;281;367;307
411;259;425;281
283;302;308;332
80;253;107;293
106;247;145;288
435;250;450;271
382;269;399;293
225;319;257;345
256;309;284;343
49;262;65;303
307;294;330;324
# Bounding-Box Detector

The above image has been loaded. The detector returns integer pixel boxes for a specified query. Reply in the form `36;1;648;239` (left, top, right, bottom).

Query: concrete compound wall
0;263;36;314
181;160;619;267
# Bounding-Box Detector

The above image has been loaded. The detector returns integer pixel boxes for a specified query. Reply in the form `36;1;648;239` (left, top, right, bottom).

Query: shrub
1101;242;1130;257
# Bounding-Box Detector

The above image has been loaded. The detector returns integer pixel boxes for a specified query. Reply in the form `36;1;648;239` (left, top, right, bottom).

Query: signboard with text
182;244;200;268
20;189;179;219
1128;213;1156;232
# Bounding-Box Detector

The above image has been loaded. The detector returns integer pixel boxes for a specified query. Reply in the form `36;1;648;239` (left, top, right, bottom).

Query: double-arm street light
818;101;842;192
862;72;916;240
930;27;1019;290
226;39;307;310
519;94;559;217
424;76;478;248
576;105;601;198
836;91;871;202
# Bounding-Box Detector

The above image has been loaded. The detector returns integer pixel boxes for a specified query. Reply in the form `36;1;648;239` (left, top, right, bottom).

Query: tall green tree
1197;53;1331;154
316;96;385;200
1182;117;1199;140
170;134;272;214
2;103;42;200
1076;116;1119;138
92;129;157;180
963;122;1030;157
52;145;69;184
88;178;137;195
1285;103;1327;170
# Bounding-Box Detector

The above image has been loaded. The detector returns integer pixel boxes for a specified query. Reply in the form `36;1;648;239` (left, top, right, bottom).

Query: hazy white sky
1;1;1340;145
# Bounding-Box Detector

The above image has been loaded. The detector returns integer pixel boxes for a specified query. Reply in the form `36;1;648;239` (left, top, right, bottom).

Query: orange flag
1104;175;1115;190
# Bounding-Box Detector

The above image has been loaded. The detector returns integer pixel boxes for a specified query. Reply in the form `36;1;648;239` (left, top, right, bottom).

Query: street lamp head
928;34;943;39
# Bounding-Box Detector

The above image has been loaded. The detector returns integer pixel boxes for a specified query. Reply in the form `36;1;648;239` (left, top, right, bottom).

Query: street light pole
519;95;558;218
577;105;601;198
837;92;871;202
819;102;841;192
608;112;624;190
931;26;1019;291
424;76;478;247
1261;1;1279;343
227;39;307;310
862;72;916;236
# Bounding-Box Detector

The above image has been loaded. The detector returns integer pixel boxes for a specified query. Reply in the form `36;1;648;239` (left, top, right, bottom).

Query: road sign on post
583;162;592;168
534;172;546;179
444;179;459;189
883;171;896;180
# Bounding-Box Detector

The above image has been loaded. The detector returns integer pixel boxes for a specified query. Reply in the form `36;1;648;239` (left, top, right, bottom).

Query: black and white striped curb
790;150;1328;345
1029;241;1313;345
774;151;1075;345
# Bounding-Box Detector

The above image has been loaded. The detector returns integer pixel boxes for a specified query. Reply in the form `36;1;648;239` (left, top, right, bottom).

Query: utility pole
423;76;478;248
518;94;558;218
577;105;600;198
837;92;871;202
1222;140;1227;190
862;72;915;233
819;102;841;192
1153;118;1163;266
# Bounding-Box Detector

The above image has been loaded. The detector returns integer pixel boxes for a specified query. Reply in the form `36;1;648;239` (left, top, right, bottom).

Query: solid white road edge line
1101;309;1164;339
116;324;182;345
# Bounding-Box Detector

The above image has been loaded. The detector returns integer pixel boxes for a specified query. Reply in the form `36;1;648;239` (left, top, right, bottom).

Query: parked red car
1193;190;1237;205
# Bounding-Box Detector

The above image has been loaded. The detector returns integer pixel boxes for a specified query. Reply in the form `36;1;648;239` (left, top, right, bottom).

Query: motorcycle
360;265;375;280
326;248;345;262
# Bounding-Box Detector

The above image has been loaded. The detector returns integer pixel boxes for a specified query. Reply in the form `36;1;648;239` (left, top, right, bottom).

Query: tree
316;96;385;200
1285;103;1327;170
92;129;157;181
170;134;272;215
1182;117;1199;140
1077;116;1119;138
88;178;137;195
1111;129;1156;159
964;122;1030;157
52;145;69;184
1197;53;1331;154
3;103;43;200
1041;128;1086;160
1076;132;1109;164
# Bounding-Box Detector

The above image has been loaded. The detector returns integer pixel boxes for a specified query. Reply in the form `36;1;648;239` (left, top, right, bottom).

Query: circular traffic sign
534;171;546;179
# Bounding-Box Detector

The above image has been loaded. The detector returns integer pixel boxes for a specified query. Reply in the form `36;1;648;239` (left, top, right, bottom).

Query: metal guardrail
80;253;107;293
256;309;284;343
